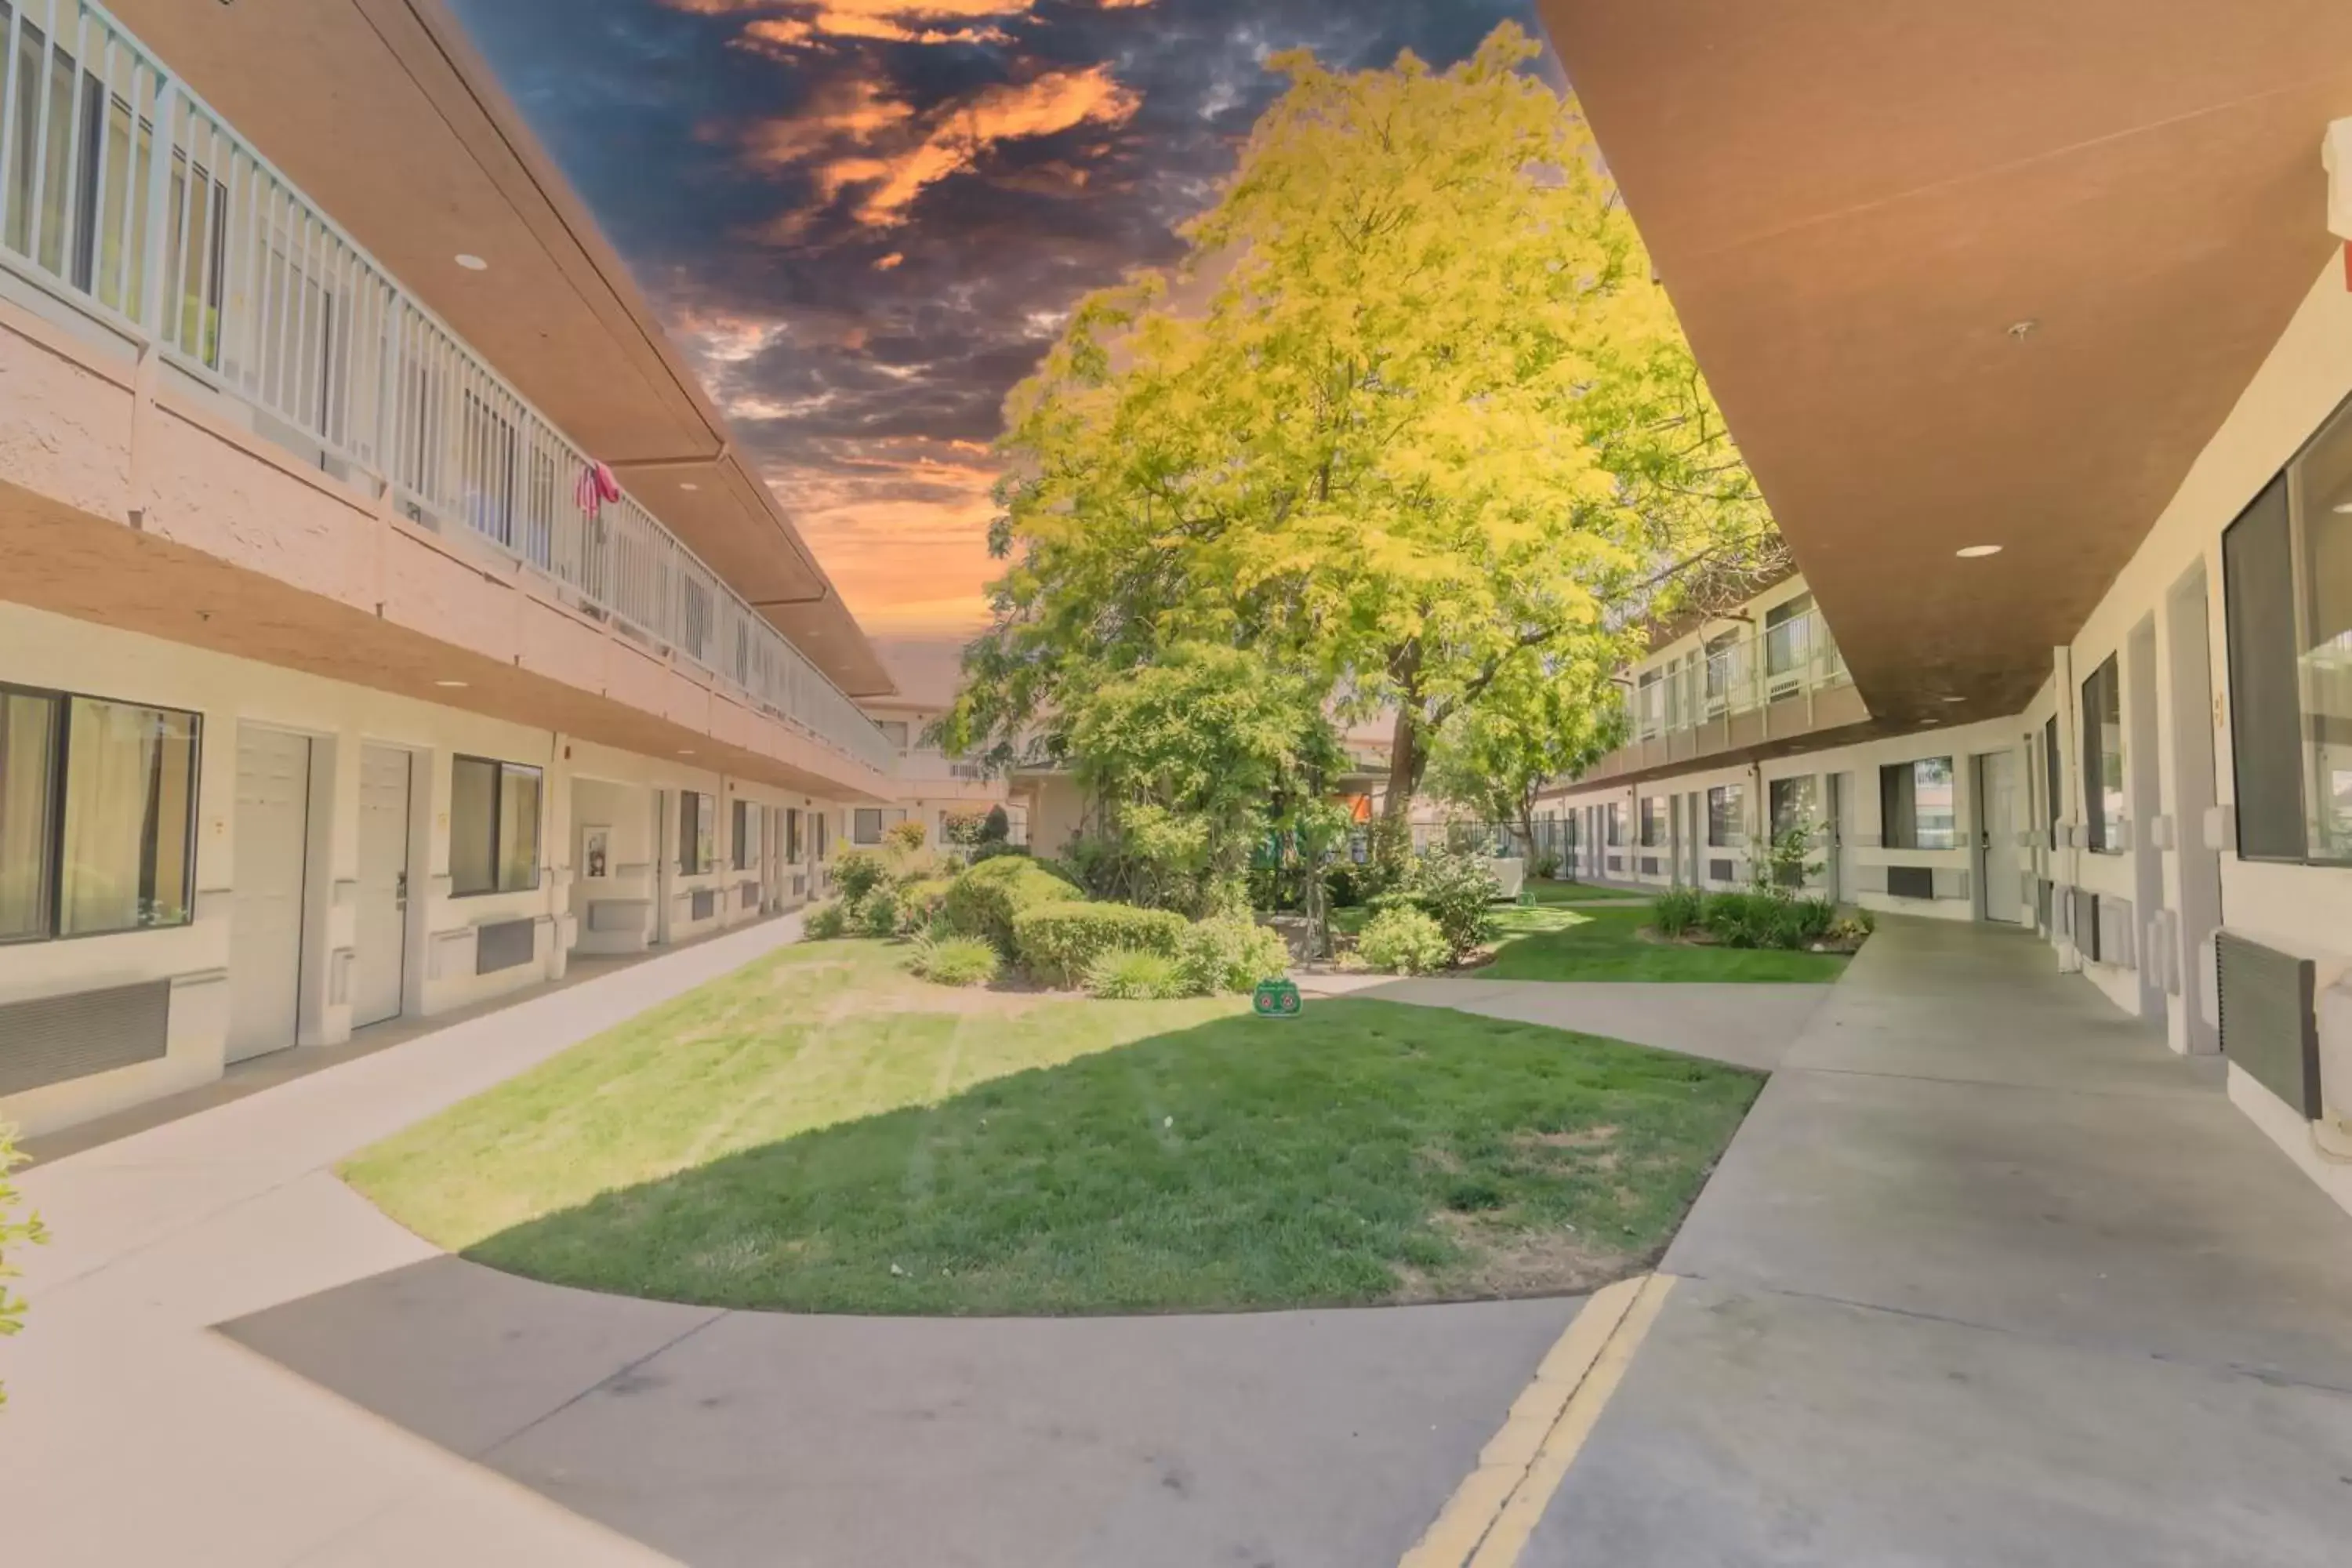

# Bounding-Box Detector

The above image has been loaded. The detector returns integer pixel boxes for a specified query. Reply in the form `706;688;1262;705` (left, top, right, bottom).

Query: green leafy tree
945;22;1779;820
1064;643;1344;916
1428;650;1626;861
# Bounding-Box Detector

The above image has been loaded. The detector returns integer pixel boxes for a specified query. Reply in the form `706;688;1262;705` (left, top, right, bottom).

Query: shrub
1793;897;1838;942
1533;851;1561;880
884;818;927;852
834;848;891;902
1356;906;1452;975
1406;846;1501;962
803;900;851;939
858;886;904;938
1083;948;1189;1000
1176;913;1292;995
1652;887;1704;938
1014;902;1190;988
939;855;1083;955
970;841;1026;865
909;932;1001;987
898;876;957;935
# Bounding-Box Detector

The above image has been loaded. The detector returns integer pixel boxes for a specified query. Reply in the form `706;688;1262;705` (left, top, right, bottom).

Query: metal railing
0;0;892;776
1634;608;1846;742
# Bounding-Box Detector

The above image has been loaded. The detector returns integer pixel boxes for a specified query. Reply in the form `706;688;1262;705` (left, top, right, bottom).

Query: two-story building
0;0;902;1137
1538;0;2352;1216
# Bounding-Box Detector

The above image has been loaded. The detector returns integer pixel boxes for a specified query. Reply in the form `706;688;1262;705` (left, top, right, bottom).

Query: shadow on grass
456;1000;1761;1318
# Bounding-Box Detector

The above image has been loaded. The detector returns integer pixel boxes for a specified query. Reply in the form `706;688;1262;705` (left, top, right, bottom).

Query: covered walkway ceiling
1537;0;2352;723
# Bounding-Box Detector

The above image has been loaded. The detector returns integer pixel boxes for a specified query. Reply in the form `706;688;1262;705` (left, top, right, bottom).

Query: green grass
343;939;1760;1315
1482;904;1850;983
1523;880;1652;903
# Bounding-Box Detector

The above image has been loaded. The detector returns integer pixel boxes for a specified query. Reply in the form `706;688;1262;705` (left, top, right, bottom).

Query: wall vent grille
0;980;171;1097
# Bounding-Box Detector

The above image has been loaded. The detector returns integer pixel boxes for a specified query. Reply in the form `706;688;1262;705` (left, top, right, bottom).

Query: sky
447;0;1548;676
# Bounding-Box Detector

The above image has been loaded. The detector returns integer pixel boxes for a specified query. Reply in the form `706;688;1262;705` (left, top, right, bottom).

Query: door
228;727;311;1063
1828;772;1853;904
1977;751;2023;924
353;745;411;1028
2169;566;2224;1054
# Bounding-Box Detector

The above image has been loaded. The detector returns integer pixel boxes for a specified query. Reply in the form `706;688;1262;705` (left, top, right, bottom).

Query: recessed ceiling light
1942;695;1966;703
2333;500;2352;514
1920;718;1942;726
677;749;695;756
679;481;699;492
455;253;488;271
1955;544;2003;558
434;679;468;688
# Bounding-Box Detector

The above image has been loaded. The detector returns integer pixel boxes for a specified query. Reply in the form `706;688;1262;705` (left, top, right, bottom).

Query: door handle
394;869;408;909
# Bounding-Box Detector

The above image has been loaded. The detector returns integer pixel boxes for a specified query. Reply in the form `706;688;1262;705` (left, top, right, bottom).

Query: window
1765;594;1814;683
2;686;201;942
2044;713;2063;849
1707;783;1745;848
1881;757;1957;851
1703;632;1740;711
732;798;757;872
677;790;715;876
786;807;803;862
450;757;542;896
1605;803;1624;848
813;810;829;861
1635;669;1663;739
1639;797;1666;848
2293;399;2352;861
852;807;884;846
877;720;909;749
2082;655;2124;853
1769;776;1816;838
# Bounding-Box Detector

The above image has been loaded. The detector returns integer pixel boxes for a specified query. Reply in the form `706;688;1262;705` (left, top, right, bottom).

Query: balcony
1597;607;1868;784
0;0;892;779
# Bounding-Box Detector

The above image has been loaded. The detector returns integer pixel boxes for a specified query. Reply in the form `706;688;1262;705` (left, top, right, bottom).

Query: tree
1063;643;1343;916
944;23;1780;818
1428;648;1625;861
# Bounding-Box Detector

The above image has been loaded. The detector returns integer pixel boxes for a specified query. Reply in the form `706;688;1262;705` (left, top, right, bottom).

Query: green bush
1532;851;1561;880
834;848;891;902
1652;887;1704;938
884;818;927;852
909;933;1001;987
1697;891;1813;951
897;876;957;935
1175;913;1292;995
1083;947;1189;1000
857;886;904;938
1402;846;1501;962
1357;906;1452;975
1793;897;1838;942
939;855;1083;955
1014;902;1190;989
803;900;851;939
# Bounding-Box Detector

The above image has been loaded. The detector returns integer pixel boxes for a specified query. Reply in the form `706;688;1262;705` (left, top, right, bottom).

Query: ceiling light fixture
434;679;468;688
679;481;699;492
2008;319;2038;341
2333;499;2352;514
1942;695;1966;703
1955;544;2003;558
455;253;488;271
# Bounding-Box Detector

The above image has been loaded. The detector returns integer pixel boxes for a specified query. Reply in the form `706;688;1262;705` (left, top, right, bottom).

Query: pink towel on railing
575;460;622;515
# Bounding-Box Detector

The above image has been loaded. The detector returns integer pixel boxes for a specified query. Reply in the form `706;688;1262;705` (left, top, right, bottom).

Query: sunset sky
448;0;1548;661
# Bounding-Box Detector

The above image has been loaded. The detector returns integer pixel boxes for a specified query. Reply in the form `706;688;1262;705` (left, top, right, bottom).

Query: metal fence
0;0;892;775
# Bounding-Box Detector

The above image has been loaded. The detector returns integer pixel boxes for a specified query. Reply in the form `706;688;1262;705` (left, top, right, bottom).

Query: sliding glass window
1882;757;1957;851
2082;655;2125;853
2296;399;2352;861
0;685;199;941
450;756;543;896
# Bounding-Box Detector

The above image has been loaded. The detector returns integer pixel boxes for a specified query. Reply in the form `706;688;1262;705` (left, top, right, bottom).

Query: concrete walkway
1524;916;2352;1566
1304;973;1833;1072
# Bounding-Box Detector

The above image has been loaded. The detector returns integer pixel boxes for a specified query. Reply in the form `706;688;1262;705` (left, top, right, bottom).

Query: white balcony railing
0;0;893;776
1632;608;1848;746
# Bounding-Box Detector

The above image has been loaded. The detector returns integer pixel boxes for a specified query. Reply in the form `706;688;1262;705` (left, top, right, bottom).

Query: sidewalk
1523;916;2352;1566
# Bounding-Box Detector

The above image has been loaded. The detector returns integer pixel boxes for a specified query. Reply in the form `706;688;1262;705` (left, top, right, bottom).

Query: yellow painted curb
1399;1272;1678;1568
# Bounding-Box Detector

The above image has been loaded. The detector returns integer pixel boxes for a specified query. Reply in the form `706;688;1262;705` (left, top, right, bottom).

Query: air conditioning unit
2216;930;2352;1133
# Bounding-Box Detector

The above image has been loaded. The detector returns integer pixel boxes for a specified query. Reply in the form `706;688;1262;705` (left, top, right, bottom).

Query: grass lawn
1524;880;1651;903
1482;904;1850;983
343;939;1761;1316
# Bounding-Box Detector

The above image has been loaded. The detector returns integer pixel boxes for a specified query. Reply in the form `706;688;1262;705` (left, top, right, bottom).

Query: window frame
1769;775;1815;840
1881;756;1958;852
0;679;203;945
731;797;754;873
1638;796;1666;848
677;789;716;877
1706;782;1746;849
2081;654;2125;855
448;753;543;898
851;807;884;846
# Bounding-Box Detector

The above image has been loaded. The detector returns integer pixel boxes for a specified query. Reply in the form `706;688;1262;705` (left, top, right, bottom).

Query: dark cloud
448;0;1547;629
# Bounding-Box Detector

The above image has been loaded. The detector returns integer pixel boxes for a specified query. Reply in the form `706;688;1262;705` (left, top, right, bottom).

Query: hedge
1013;902;1189;988
939;855;1083;956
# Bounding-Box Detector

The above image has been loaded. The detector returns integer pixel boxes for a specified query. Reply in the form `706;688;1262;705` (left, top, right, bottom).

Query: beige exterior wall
0;602;848;1138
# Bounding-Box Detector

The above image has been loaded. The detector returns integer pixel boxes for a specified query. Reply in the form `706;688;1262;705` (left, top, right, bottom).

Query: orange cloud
772;451;1001;633
874;252;905;270
788;65;1141;230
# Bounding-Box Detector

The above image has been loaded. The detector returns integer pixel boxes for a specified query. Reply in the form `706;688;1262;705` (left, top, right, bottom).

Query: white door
1979;751;2023;924
354;745;411;1028
228;728;311;1063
